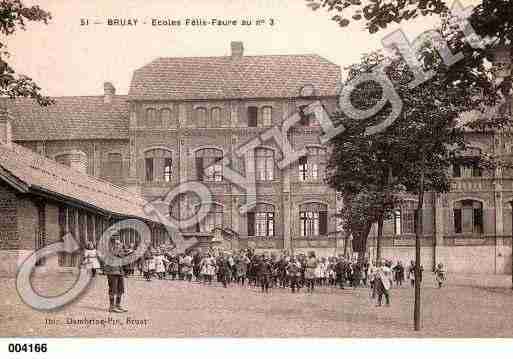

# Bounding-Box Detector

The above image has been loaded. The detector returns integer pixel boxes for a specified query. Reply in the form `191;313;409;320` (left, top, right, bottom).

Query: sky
5;0;480;97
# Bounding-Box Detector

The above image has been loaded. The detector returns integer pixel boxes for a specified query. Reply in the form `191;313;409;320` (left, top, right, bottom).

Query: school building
0;42;511;275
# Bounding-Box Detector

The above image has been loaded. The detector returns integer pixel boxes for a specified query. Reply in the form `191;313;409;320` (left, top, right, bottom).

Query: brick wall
0;182;18;249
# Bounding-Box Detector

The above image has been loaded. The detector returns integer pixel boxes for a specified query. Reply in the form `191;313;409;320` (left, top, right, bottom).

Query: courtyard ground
1;272;512;337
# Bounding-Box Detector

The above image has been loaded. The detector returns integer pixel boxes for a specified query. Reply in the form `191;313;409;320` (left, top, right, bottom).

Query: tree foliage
328;27;504;254
0;0;52;106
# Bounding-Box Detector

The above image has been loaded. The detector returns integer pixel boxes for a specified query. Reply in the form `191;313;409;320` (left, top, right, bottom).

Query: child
142;251;155;281
434;263;446;288
286;256;302;293
154;251;167;280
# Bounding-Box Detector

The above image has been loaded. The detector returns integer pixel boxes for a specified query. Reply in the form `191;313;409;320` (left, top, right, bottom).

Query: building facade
1;42;512;274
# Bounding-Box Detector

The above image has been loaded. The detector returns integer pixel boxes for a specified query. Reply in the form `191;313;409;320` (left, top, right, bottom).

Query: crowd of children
95;245;447;306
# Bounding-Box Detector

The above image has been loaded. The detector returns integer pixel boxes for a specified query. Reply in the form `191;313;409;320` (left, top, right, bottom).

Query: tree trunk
376;213;384;264
414;154;425;331
343;232;349;257
357;223;372;266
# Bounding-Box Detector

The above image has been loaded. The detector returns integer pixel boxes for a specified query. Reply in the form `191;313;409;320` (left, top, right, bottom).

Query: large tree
0;0;52;106
327;29;503;329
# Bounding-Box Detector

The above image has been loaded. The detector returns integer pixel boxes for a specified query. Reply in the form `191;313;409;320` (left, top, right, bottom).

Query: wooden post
414;154;425;331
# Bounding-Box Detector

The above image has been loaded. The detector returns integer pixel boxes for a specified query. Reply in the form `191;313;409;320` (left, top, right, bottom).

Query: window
299;203;328;236
452;163;482;178
247;106;258;127
55;154;71;167
105;153;122;178
298;105;319;127
393;201;418;235
197;203;223;233
196;148;223;182
298;147;325;181
454;200;483;234
211;107;222;127
160;108;174;127
255;148;274;181
195;107;207;127
144;149;172;182
261;106;272;127
247;204;275;237
146;108;161;126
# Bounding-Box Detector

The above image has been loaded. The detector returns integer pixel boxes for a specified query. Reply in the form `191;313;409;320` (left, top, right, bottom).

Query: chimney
0;107;12;148
231;41;244;59
104;82;116;104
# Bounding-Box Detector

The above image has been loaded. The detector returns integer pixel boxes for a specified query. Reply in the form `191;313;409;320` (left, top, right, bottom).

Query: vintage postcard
0;0;512;349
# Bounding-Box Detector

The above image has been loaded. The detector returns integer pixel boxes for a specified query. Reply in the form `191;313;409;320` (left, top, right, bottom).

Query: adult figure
103;239;128;313
305;251;318;293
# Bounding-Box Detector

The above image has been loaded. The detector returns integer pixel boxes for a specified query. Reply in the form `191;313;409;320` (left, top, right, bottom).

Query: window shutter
473;207;483;233
248;107;258;127
196;157;204;181
454;208;462;233
319;211;328;235
145;158;154;182
247;212;255;236
472;165;482;177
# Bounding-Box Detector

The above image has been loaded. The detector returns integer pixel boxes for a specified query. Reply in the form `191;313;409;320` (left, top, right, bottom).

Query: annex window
211;107;222;127
247;106;258;127
255;148;274;181
195;148;223;182
195;107;207;128
197;203;223;233
144;149;172;183
261;106;272;127
299;203;328;237
247;203;275;237
454;200;484;234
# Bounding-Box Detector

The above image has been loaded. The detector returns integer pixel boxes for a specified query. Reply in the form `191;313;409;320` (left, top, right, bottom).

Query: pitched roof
128;54;341;101
0;95;129;141
0;142;155;221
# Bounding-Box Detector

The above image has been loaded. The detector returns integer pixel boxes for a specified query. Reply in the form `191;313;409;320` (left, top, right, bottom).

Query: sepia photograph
0;0;513;350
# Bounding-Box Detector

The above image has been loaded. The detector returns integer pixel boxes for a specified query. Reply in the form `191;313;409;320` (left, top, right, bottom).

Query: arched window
195;148;223;182
454;200;483;234
452;147;482;178
160;108;174;127
211;107;222;127
299;147;326;182
247;203;275;237
146;108;160;126
144;149;172;183
255;148;275;181
261;106;273;127
197;203;223;233
195;107;207;127
299;203;328;236
55;151;87;173
104;153;123;178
